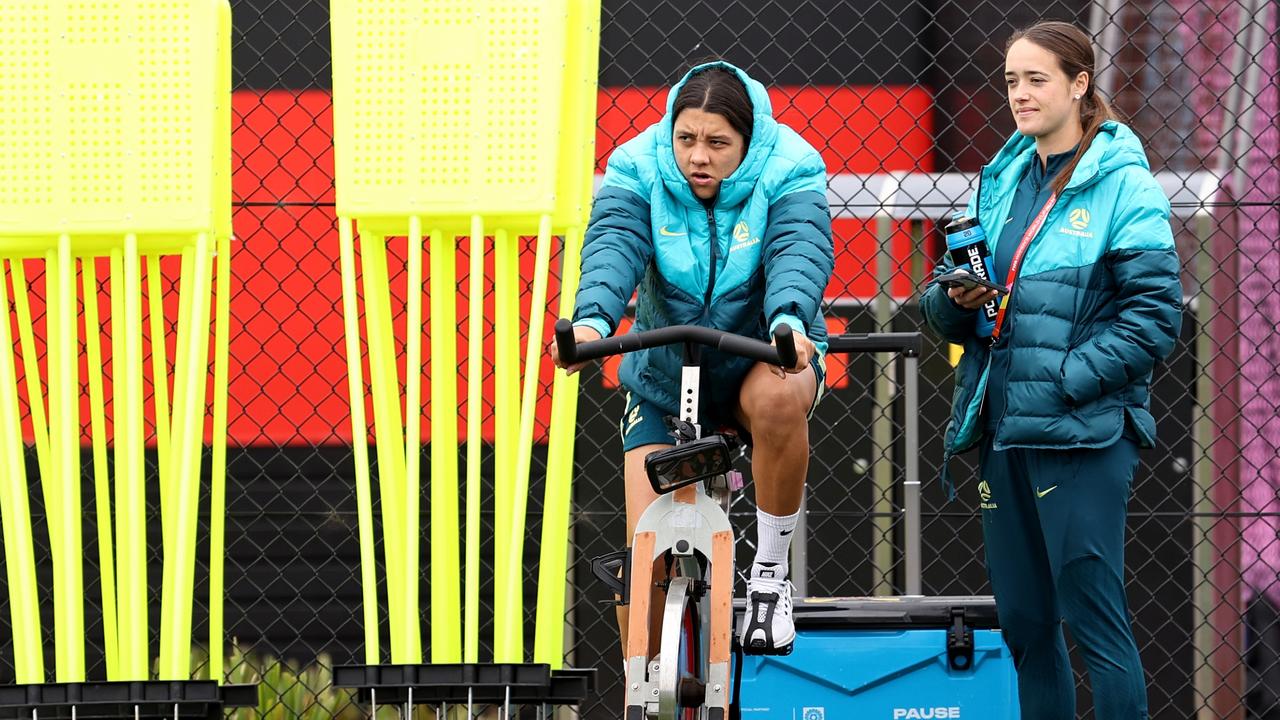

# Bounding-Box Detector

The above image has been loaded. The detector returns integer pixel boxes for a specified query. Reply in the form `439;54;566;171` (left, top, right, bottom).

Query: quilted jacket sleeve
571;149;654;337
920;263;980;345
761;161;834;336
1060;177;1183;406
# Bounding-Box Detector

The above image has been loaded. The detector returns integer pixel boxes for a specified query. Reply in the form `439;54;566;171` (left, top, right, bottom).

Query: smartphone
934;270;1009;295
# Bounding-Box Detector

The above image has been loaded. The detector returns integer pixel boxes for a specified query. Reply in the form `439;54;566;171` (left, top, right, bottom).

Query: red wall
11;87;933;447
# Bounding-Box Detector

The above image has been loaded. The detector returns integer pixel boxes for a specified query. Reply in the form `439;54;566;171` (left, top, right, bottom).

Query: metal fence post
872;175;900;596
903;351;921;597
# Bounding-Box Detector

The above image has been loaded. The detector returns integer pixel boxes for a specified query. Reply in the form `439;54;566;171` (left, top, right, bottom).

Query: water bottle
944;216;998;338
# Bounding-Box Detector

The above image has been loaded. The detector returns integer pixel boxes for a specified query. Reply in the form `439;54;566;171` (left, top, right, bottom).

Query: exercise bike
555;318;797;720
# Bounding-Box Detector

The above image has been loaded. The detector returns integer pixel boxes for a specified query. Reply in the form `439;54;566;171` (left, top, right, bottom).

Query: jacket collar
979;121;1150;211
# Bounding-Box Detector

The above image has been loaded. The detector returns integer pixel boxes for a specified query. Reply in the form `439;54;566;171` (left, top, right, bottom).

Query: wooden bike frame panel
626;531;657;661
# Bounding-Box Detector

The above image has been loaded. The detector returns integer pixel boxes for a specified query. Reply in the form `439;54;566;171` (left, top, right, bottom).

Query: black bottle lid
944;216;980;234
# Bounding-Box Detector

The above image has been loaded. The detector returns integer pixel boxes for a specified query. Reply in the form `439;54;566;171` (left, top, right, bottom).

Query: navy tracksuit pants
979;436;1149;719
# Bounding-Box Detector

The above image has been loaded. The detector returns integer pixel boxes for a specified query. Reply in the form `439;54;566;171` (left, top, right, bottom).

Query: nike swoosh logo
1004;217;1014;224
1036;485;1058;499
658;226;686;237
779;529;793;536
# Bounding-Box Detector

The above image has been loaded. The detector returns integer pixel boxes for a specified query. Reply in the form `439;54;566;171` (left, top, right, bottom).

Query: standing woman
920;21;1181;720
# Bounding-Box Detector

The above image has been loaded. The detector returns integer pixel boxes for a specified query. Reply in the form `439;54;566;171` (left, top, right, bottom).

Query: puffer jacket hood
655;61;782;210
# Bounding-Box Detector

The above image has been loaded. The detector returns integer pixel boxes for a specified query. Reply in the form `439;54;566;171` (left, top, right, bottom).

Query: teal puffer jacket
572;61;834;415
921;121;1182;494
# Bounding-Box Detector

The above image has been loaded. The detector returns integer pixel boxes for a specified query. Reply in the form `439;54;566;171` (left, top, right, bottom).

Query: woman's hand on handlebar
549;324;602;375
771;331;815;379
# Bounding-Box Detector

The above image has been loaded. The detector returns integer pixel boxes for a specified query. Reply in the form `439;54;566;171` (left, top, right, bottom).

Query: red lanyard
992;192;1057;340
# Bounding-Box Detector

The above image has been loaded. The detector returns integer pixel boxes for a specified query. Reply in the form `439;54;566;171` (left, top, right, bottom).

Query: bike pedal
590;548;630;606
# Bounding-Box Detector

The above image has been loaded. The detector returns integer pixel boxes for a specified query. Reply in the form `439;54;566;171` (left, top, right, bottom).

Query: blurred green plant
179;645;486;719
207;644;367;720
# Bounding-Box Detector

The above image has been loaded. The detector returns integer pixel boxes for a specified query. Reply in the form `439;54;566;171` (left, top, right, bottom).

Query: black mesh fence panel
0;1;1276;718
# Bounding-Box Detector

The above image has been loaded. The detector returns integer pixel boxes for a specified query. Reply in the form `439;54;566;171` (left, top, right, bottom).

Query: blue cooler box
735;596;1019;720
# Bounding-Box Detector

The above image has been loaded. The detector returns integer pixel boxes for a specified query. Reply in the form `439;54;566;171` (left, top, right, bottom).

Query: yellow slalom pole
23;258;64;661
430;224;461;662
503;215;554;660
464;216;484;663
9;260;51;482
493;227;522;662
208;233;232;682
81;257;120;679
160;233;214;680
42;256;63;589
0;259;44;683
50;234;86;682
147;256;171;518
113;242;147;679
110;251;135;678
338;218;380;663
534;225;586;667
158;247;194;676
403;217;424;664
163;249;196;545
361;232;408;660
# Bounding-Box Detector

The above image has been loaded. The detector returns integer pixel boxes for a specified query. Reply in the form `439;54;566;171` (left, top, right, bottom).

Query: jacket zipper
993;220;1031;437
986;160;1101;442
993;184;1081;436
703;205;718;308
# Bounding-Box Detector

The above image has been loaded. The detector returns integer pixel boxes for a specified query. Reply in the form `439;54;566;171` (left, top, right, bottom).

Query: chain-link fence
0;0;1276;718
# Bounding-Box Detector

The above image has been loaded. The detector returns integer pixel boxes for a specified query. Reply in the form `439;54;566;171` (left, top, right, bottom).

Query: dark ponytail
671;64;754;154
1007;21;1120;196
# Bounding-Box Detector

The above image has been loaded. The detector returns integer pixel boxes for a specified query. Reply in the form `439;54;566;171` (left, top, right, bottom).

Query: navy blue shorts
619;354;827;451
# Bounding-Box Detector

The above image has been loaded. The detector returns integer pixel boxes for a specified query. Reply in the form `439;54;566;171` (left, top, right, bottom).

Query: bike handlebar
554;318;798;370
826;332;923;357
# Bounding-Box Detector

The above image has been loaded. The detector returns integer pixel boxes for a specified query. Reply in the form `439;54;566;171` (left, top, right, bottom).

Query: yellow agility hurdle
331;0;600;670
532;0;602;669
0;0;232;683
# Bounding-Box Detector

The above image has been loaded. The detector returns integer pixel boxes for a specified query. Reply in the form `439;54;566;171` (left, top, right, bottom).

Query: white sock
754;508;800;577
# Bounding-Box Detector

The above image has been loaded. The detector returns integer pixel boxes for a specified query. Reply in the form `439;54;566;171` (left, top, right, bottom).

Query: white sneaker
739;563;795;655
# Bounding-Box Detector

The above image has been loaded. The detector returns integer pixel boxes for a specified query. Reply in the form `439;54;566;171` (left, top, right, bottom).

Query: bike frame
553;320;796;720
625;343;735;720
